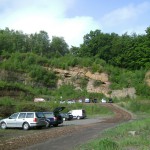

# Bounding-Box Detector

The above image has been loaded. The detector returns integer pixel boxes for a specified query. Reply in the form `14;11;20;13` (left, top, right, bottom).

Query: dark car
60;112;73;121
43;107;65;127
92;98;97;103
108;98;113;103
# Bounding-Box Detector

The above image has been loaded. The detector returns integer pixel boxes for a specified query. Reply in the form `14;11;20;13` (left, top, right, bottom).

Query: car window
18;113;26;119
26;113;34;118
9;113;19;119
36;112;45;118
43;112;54;118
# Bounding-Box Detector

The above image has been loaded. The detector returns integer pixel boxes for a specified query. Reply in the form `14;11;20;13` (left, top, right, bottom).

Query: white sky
0;0;150;47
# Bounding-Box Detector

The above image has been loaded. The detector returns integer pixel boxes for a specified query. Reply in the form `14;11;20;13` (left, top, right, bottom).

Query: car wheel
53;124;58;127
77;116;80;120
23;122;30;130
1;122;7;129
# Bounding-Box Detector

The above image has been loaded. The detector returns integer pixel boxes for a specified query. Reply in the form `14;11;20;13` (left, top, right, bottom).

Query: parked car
101;98;107;103
43;107;65;127
85;98;90;103
60;112;73;121
93;98;97;103
78;99;83;103
0;112;46;130
108;98;113;103
68;109;86;120
67;100;75;104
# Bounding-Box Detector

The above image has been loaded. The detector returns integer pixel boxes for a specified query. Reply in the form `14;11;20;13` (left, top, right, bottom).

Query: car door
6;113;19;127
16;113;26;127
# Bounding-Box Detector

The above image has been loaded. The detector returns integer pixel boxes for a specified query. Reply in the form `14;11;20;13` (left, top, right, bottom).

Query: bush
0;106;15;117
16;103;49;112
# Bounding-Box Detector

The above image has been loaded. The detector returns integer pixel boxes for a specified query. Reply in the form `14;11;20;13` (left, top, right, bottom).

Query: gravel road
0;104;133;150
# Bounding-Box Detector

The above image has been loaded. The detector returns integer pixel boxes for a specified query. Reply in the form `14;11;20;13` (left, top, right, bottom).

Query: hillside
0;64;149;100
0;53;150;101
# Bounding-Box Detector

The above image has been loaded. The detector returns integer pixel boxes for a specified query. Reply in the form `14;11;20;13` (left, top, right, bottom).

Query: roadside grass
75;100;150;150
0;100;112;118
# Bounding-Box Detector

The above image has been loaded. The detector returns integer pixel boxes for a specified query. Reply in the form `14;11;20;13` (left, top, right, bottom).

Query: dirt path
0;104;133;150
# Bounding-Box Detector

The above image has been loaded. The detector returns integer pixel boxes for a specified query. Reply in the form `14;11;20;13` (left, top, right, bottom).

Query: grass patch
75;118;150;150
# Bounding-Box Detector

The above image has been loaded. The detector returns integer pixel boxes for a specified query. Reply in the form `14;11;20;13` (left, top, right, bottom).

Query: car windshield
43;112;54;118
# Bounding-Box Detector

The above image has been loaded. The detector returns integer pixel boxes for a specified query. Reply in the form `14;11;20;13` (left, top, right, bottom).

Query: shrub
93;80;103;87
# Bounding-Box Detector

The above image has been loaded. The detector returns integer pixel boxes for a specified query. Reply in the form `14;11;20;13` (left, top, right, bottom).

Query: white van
68;109;86;119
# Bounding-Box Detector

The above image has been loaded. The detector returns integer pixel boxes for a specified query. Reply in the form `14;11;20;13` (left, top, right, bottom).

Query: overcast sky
0;0;150;47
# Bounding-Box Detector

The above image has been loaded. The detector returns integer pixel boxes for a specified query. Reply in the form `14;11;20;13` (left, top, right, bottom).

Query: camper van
68;109;86;120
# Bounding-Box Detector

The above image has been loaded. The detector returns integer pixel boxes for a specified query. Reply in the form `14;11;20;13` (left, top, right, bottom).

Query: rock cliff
53;67;137;99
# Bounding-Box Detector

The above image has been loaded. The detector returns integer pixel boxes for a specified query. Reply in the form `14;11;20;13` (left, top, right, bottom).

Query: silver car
0;112;46;130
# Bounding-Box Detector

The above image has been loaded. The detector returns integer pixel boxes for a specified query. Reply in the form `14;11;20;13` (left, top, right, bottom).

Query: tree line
0;27;150;70
0;28;69;58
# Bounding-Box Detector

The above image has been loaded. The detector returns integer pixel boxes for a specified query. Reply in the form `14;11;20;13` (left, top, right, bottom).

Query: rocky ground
0;104;133;150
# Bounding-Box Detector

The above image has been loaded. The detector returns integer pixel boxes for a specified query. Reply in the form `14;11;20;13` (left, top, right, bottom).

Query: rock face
53;67;137;98
111;88;136;99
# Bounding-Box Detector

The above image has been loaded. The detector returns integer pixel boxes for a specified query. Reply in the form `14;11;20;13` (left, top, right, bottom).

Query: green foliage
0;97;16;117
79;29;150;70
105;65;150;98
77;138;119;150
15;102;49;112
93;80;103;87
125;100;150;113
78;77;88;89
76;117;150;150
0;27;150;103
0;52;57;89
50;36;69;57
98;138;119;150
0;97;15;106
1;27;150;69
29;65;57;88
52;84;83;100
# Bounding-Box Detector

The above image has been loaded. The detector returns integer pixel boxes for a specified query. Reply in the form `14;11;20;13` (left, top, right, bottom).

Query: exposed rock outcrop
111;88;136;99
53;67;137;98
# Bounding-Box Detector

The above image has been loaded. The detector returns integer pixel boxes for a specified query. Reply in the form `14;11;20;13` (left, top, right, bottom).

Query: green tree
50;36;69;57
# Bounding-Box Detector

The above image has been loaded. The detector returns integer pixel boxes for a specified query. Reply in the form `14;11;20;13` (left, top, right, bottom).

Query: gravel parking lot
0;104;132;150
62;117;105;126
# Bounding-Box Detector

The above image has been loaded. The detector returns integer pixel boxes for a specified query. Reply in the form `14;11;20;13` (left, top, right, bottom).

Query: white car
101;98;106;103
0;112;46;130
67;100;75;104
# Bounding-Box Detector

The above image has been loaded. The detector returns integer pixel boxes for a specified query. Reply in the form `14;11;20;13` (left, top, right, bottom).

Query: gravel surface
0;104;133;150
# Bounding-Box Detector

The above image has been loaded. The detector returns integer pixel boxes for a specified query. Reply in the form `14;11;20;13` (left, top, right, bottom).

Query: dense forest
0;27;150;70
